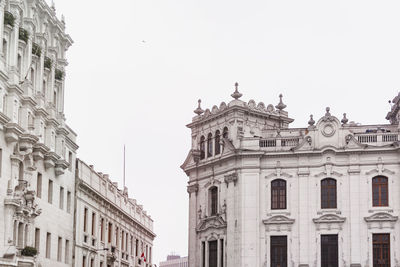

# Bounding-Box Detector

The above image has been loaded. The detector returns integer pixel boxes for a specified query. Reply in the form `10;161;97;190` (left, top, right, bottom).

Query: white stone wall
183;94;400;267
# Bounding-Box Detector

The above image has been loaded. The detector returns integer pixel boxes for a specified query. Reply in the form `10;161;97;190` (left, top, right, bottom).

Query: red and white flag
141;252;147;262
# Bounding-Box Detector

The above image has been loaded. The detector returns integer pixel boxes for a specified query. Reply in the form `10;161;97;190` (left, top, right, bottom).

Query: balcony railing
355;132;399;144
259;137;300;150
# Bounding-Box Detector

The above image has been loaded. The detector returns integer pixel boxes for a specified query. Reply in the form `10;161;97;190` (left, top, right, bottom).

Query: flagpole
123;144;126;188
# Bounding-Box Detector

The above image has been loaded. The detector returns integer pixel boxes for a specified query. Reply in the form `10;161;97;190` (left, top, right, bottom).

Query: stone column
3;204;15;246
298;169;310;267
187;183;199;267
224;172;237;267
348;168;361;267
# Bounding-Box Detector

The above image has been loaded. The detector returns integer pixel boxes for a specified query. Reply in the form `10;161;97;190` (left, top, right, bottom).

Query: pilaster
224;172;237;267
187;183;198;267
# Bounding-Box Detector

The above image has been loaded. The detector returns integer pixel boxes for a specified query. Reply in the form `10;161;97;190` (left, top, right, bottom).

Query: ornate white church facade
182;84;400;267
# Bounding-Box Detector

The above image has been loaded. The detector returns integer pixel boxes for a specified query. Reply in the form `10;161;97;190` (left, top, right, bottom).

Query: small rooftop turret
231;82;243;100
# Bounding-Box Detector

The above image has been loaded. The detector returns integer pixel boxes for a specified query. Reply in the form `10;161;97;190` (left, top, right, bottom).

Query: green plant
32;43;41;57
21;246;37;257
19;28;29;43
4;11;14;28
44;57;52;69
55;69;64;80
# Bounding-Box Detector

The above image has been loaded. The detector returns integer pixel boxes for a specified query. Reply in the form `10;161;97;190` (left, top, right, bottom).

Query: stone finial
325;107;331;117
194;99;204;115
275;94;287;111
61;14;65;24
308;114;315;126
51;0;56;11
231;82;243;100
341;113;348;125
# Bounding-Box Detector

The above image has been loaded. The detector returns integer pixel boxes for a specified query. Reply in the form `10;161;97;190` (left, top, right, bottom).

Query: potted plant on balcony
44;57;52;70
4;11;15;28
55;69;64;81
32;43;41;57
19;28;29;43
21;246;37;257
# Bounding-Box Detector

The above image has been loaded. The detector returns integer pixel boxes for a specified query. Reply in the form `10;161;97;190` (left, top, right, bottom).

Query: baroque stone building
0;0;76;266
182;84;400;267
74;159;155;267
0;1;156;267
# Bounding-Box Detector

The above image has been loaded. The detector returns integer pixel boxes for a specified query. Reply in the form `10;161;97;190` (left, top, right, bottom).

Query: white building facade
0;0;77;267
0;1;156;267
159;255;188;267
182;84;400;267
74;159;155;267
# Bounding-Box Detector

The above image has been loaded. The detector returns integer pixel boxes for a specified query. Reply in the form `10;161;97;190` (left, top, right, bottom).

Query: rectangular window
59;187;64;210
35;228;40;251
373;234;390;267
220;239;224;267
373;177;389;207
136;239;139;256
91;212;96;236
270;236;287;267
131;236;134;255
68;151;73;171
100;218;104;242
65;239;70;264
90;258;94;267
83;208;88;232
126;233;128;253
202;241;205;267
82;256;86;267
108;223;112;244
121;230;125;251
46;232;51;259
149;246;152;263
115;227;119;248
48;180;53;204
67;191;71;213
208;240;217;267
36;173;42;198
321;235;338;267
57;237;62;261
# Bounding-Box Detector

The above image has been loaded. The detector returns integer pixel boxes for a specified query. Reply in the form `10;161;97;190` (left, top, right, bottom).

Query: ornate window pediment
262;215;295;232
196;215;227;233
364;212;398;229
313;214;346;230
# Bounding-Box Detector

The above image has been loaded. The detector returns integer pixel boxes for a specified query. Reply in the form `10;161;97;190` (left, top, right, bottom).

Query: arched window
223;127;228;138
43;80;46;93
18;222;24;247
372;176;388;207
209;187;218;216
3;39;8;63
18;162;24;181
17;54;21;73
215;130;221;155
31;68;35;86
200;136;205;160
321;178;337;209
271;179;286;209
207;133;213;157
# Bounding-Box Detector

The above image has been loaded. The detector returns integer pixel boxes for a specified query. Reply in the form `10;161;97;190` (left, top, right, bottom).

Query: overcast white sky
50;0;400;264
